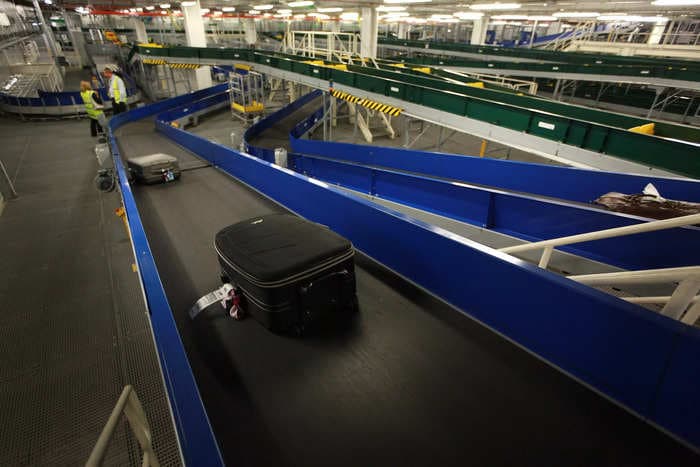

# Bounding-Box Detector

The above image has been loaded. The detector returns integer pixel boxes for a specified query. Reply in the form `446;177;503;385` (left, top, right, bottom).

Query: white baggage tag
189;283;233;320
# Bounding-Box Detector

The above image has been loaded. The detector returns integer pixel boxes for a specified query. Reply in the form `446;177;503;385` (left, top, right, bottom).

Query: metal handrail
499;213;700;269
569;267;700;324
85;385;160;467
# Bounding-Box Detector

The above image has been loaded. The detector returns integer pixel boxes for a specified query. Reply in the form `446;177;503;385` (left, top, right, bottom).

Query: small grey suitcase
127;153;181;184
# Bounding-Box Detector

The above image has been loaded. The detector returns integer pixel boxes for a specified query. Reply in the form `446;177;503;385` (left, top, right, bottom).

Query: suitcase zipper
215;245;354;288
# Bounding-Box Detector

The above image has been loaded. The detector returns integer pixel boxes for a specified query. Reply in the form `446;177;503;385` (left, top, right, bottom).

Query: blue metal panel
292;154;700;270
653;325;700;446
107;87;225;467
290;135;700;203
158;120;700;448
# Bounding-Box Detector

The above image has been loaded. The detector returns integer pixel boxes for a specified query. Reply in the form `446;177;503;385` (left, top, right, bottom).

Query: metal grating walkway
0;116;181;466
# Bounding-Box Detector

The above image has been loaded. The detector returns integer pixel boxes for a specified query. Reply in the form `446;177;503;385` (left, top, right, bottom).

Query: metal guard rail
154;91;700;450
107;87;226;467
131;45;700;178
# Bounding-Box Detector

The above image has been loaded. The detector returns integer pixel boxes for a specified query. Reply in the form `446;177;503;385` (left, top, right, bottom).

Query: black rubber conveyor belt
117;119;699;467
247;96;322;151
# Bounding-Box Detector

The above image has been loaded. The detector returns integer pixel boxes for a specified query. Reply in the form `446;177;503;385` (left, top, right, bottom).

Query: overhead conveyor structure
129;45;700;178
104;84;700;464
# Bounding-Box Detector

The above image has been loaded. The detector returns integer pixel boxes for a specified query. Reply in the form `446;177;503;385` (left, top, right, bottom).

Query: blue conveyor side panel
290;119;700;203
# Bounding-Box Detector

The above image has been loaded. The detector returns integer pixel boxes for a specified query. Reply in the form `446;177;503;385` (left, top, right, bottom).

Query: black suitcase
215;213;357;334
127;153;181;184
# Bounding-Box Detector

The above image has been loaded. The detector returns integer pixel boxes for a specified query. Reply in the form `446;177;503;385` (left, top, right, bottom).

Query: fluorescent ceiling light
136;7;143;12
598;14;668;22
340;11;359;20
253;4;273;10
380;12;410;17
308;12;330;18
222;6;235;11
529;16;557;21
200;8;210;14
453;12;484;19
317;7;342;12
181;1;196;7
248;10;260;14
376;5;406;11
651;0;700;4
436;18;459;22
145;5;155;10
430;14;453;19
160;4;171;8
552;11;598;18
288;1;314;7
383;0;432;3
43;0;52;4
469;2;521;10
492;14;528;19
293;13;306;18
277;8;291;13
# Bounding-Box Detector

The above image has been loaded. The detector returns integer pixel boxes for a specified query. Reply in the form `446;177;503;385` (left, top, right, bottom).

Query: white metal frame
284;30;377;66
499;213;700;324
86;385;160;467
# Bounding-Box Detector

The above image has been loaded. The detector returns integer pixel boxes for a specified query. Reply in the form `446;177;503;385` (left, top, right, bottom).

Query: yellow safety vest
111;76;126;104
81;90;103;119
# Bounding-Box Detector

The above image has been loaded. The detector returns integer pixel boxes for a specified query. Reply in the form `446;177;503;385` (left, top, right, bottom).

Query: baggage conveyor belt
116;119;699;466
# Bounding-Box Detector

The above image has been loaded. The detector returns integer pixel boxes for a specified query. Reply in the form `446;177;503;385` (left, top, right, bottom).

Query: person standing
103;67;128;114
80;80;106;137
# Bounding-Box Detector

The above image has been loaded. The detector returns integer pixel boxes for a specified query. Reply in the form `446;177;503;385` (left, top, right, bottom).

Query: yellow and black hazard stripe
168;63;200;70
142;58;166;65
329;89;402;117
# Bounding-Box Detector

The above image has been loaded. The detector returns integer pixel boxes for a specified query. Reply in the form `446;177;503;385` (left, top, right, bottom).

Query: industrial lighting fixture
380;12;410;17
469;2;521;10
597;14;668;22
453;12;484;19
651;0;700;4
317;7;343;12
552;11;599;18
287;1;314;7
145;5;155;10
200;8;210;14
277;8;291;13
180;1;196;7
430;14;453;19
222;6;236;11
383;0;432;3
160;3;171;8
340;11;359;20
376;6;407;11
43;0;52;4
529;15;557;21
253;4;274;10
492;14;528;19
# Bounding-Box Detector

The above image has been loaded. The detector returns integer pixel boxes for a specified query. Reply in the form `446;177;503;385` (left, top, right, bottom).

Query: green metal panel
330;69;355;86
466;100;530;131
421;89;468;115
604;132;700;178
354;73;386;94
168;46;194;58
529;115;570;141
564;121;590;148
582;126;608;152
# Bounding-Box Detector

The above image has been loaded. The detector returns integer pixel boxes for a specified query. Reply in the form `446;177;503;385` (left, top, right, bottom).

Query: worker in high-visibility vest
103;67;128;114
80;80;106;137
